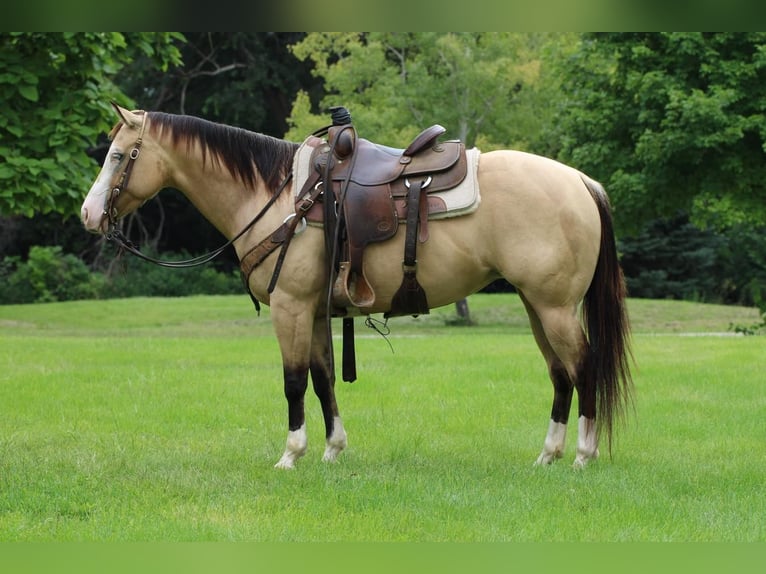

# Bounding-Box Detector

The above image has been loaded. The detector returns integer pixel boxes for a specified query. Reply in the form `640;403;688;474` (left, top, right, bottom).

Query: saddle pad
292;135;482;221
428;146;480;219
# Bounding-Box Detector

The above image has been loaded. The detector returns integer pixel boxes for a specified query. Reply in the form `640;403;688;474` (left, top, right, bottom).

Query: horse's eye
111;152;124;162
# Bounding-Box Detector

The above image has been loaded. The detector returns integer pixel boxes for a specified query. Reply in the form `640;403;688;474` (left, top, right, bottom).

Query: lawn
0;294;763;541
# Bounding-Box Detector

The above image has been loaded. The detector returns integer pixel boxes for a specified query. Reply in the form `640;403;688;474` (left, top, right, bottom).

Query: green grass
0;294;763;541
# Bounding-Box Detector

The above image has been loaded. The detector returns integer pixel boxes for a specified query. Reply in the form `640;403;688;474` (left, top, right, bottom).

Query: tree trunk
454;298;474;325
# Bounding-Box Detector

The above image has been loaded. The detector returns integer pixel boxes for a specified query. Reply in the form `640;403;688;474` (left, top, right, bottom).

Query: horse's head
81;103;164;234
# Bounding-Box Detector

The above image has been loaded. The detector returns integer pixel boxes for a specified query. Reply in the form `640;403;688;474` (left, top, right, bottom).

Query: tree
551;32;766;233
1;33;321;272
117;32;315;138
0;32;183;218
285;32;560;149
617;213;728;301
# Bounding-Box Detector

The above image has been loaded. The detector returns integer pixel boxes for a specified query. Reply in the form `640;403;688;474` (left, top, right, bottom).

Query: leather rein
102;111;296;271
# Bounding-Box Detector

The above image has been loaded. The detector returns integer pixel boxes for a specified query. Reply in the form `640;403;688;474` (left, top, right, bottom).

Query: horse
81;103;633;470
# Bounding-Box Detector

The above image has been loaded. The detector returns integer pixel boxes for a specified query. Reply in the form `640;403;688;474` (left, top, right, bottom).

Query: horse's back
478;149;594;203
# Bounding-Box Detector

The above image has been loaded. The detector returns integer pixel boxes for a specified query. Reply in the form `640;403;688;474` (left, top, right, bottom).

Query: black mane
147;111;298;193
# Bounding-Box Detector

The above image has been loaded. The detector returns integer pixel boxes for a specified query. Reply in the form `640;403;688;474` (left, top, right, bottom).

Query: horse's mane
143;112;299;194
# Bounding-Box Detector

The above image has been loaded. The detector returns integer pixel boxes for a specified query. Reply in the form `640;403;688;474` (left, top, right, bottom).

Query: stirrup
332;262;376;308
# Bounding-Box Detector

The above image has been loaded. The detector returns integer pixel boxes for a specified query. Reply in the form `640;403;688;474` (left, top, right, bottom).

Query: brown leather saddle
303;122;468;317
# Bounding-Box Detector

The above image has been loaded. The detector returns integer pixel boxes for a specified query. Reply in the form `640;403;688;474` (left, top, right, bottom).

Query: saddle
303;120;468;317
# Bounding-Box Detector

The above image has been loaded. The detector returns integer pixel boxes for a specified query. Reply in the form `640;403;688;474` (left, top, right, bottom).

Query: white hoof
534;449;563;466
274;424;307;469
572;448;599;469
574;416;599;468
534;420;567;465
322;444;344;462
274;455;297;470
321;417;347;462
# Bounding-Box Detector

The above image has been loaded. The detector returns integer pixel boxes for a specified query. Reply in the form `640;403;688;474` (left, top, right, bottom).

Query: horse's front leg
274;362;310;469
309;317;347;462
272;304;315;470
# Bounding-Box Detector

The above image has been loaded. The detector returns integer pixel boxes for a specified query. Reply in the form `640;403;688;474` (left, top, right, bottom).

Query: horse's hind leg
521;295;574;464
522;295;595;467
309;317;347;462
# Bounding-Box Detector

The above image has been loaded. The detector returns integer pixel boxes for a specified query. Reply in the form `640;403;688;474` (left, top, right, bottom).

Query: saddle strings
364;316;394;353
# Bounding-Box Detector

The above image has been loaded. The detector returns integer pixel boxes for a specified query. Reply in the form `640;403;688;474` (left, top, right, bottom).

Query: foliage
99;250;243;299
0;32;183;218
0;245;242;304
618;214;727;302
0;245;103;303
723;226;766;333
285;32;570;150
85;33;319;271
118;32;315;137
730;313;766;336
5;32;766;309
618;214;766;313
552;32;766;233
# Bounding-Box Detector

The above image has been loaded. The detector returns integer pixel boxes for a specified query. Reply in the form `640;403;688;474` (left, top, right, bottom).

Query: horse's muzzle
80;205;108;235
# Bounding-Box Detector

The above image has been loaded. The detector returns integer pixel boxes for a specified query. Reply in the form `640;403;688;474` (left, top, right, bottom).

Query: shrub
0;245;104;304
0;246;243;304
98;250;242;299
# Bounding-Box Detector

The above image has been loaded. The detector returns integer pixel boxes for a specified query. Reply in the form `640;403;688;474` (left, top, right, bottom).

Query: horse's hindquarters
473;150;601;304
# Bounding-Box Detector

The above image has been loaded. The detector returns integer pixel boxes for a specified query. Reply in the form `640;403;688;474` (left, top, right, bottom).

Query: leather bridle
103;111;147;231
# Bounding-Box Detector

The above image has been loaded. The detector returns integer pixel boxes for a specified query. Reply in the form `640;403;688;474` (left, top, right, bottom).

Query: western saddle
299;108;468;319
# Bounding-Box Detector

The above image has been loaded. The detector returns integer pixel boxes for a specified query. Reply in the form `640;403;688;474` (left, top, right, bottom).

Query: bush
618;215;727;302
0;245;104;304
101;253;242;298
0;245;243;304
617;215;766;306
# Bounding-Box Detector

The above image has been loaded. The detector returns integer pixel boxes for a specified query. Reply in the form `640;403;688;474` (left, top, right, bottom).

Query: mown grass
0;294;763;541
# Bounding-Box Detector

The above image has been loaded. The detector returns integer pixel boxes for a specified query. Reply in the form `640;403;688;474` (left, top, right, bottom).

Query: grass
0;293;763;541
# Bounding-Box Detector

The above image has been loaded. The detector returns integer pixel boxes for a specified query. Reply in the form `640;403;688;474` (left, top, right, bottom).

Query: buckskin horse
80;103;633;469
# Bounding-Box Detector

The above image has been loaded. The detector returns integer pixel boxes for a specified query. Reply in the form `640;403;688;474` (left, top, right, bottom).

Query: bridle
102;110;294;270
103;111;147;230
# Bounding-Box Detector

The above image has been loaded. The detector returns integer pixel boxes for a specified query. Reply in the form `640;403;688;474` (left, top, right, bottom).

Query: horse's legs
272;305;315;470
521;295;574;464
309;318;347;462
274;365;309;469
521;294;597;467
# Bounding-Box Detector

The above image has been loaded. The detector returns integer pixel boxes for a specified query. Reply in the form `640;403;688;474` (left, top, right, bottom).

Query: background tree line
1;32;764;316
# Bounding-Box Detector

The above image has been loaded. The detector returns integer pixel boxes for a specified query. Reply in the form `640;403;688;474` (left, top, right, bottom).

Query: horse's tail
580;174;634;456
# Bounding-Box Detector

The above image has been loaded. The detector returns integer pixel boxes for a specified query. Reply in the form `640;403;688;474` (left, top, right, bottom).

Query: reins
105;173;292;269
103;109;293;270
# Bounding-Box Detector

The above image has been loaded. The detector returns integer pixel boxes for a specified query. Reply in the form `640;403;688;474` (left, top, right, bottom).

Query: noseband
104;111;147;231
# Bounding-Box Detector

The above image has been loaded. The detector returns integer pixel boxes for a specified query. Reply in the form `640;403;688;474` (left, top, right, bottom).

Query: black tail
580;175;634;455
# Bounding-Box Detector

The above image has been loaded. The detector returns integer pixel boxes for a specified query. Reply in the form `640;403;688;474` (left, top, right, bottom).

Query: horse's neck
167;150;280;242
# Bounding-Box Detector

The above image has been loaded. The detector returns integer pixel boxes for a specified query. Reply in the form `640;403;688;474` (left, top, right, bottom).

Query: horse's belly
360;218;496;313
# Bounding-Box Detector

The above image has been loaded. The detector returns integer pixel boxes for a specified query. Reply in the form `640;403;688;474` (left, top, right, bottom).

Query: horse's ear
110;101;142;129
